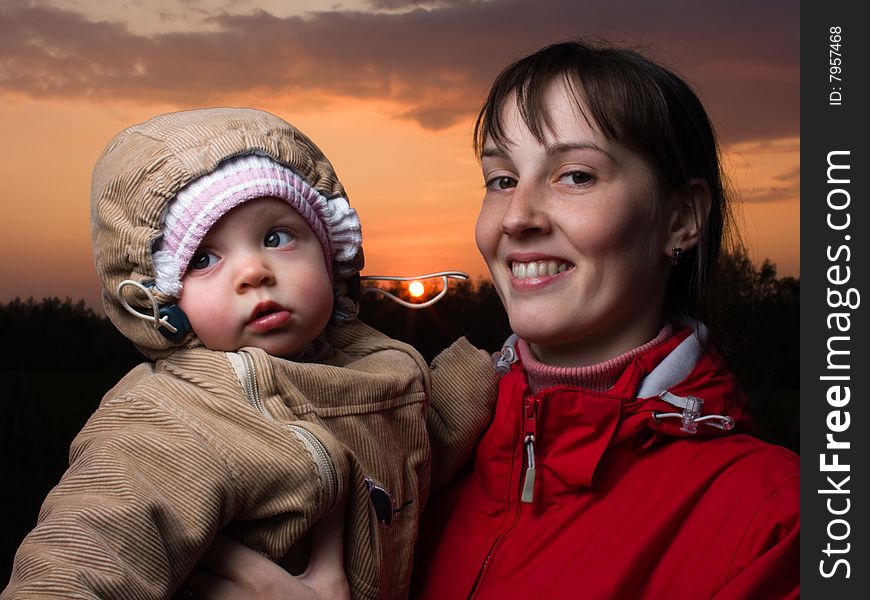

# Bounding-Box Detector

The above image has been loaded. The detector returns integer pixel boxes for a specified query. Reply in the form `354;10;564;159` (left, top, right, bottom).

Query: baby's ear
664;178;711;255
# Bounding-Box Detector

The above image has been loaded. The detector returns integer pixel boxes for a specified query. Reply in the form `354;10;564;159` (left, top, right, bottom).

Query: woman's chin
509;318;571;349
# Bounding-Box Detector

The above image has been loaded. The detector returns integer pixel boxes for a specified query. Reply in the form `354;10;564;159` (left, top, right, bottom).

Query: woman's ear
665;178;711;255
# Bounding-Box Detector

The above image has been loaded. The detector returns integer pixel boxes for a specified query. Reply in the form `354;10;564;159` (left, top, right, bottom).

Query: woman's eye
189;251;219;271
485;176;517;191
264;230;294;248
559;171;593;186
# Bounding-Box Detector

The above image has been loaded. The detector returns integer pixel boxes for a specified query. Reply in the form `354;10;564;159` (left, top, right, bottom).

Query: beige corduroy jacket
3;320;496;599
3;108;498;599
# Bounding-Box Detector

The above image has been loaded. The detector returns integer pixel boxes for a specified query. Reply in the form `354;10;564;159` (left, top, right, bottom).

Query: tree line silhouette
0;249;798;582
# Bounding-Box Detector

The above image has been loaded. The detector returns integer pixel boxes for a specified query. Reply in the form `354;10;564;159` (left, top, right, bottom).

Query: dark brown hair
474;40;732;318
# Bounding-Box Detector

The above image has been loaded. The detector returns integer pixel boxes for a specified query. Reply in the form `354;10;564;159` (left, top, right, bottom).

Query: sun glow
408;280;425;298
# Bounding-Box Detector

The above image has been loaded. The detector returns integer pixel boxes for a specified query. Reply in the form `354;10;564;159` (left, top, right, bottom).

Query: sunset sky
0;0;799;310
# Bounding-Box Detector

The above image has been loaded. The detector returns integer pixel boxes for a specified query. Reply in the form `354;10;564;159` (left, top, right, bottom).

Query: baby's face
178;197;333;357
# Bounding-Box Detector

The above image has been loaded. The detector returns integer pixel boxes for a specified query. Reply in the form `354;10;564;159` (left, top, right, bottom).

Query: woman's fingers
308;507;345;572
185;569;237;599
299;506;350;599
188;566;318;599
192;533;312;599
189;512;350;600
197;532;270;580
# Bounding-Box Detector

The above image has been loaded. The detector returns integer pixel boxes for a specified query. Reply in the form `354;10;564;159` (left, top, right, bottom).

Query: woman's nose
234;254;276;291
499;183;550;237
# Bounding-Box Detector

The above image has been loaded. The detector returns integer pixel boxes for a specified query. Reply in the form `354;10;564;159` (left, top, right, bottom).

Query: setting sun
408;281;425;298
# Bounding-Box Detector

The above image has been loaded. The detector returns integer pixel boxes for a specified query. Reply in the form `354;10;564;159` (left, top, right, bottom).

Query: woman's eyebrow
481;142;615;162
480;146;509;159
546;141;614;162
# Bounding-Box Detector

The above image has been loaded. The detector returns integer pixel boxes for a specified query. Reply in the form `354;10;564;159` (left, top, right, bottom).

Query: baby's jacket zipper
232;350;339;512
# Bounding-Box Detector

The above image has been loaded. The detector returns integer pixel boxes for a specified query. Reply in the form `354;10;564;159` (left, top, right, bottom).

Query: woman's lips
510;259;572;279
506;257;574;290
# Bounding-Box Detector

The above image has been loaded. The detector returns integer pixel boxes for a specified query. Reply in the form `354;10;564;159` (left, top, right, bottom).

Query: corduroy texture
2;321;499;599
91;108;364;360
426;339;502;493
153;154;362;296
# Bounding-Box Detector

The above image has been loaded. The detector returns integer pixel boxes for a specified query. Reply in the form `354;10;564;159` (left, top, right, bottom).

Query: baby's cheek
299;271;334;327
179;287;236;351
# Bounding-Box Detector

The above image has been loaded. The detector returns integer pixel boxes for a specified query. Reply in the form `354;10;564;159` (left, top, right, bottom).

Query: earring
671;247;683;266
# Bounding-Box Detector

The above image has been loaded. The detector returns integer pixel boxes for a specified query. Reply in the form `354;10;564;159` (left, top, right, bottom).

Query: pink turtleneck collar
518;323;675;394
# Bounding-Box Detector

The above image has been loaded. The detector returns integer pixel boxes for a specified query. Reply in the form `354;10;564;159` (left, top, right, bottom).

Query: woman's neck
520;323;674;393
528;309;668;367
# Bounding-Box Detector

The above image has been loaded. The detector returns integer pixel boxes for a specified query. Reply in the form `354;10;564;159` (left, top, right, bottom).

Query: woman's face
475;81;686;366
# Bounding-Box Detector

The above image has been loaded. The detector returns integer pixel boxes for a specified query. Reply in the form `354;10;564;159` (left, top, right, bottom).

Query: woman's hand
186;509;349;599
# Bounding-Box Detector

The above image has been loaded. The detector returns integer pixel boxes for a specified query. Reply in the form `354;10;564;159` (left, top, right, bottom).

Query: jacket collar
497;324;751;493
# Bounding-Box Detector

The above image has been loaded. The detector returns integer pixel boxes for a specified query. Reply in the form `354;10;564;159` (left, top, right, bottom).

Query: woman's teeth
511;260;570;279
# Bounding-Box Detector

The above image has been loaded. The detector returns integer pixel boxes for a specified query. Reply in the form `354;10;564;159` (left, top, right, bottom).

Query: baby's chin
195;334;311;358
248;332;328;361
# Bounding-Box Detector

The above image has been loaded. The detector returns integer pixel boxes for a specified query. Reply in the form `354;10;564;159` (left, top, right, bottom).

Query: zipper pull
521;396;537;504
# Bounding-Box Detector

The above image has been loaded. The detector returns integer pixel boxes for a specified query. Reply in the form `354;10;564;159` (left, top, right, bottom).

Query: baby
2;108;496;599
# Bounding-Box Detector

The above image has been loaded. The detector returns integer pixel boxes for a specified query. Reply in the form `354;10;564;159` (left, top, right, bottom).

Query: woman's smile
509;259;573;279
506;254;575;290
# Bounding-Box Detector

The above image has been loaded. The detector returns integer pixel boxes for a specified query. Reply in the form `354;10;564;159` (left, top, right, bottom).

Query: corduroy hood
91;108;364;359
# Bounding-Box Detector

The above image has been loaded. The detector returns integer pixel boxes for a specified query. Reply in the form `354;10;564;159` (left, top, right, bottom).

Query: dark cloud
747;166;800;204
774;166;801;183
744;183;800;204
0;0;798;142
366;0;471;8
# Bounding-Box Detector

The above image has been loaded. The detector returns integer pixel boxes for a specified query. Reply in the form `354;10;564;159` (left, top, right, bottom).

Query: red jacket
414;326;799;600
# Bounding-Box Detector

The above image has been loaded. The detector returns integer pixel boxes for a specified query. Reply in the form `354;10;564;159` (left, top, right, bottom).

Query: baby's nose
235;255;276;290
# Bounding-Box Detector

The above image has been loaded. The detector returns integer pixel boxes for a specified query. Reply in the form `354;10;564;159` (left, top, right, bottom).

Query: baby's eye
264;230;294;248
189;251;219;271
558;171;593;186
485;176;517;191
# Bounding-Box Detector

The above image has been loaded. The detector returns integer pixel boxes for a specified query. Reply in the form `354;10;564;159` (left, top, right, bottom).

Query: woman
194;41;799;599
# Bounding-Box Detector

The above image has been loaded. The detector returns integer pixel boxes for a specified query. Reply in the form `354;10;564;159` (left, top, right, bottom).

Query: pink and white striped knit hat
152;154;361;297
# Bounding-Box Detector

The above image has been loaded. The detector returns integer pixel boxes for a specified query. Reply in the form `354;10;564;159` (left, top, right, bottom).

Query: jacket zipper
468;393;538;598
521;395;538;503
238;351;339;511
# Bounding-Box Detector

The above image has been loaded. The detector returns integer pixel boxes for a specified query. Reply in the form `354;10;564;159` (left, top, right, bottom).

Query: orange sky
0;0;800;310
